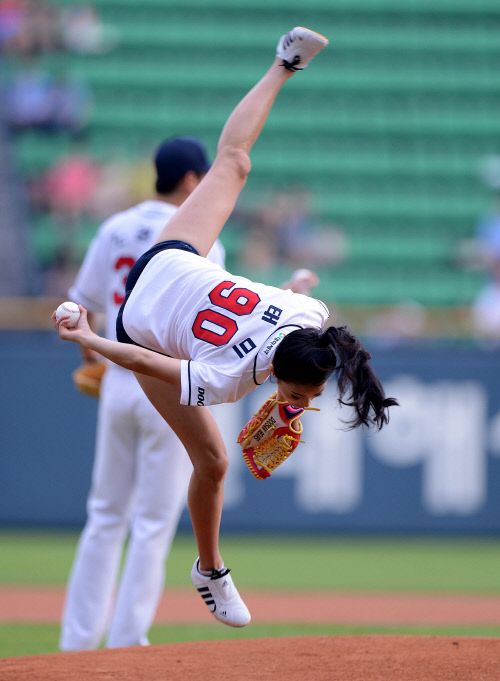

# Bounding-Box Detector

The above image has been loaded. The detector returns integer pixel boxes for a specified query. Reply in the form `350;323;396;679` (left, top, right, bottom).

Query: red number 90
192;280;260;346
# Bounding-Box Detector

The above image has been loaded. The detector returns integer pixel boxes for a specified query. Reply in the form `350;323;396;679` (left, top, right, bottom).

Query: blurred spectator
127;155;156;204
364;300;428;347
0;0;118;56
29;152;136;296
471;256;500;345
5;60;55;130
29;151;101;296
469;158;500;344
1;0;59;56
50;70;92;135
29;152;135;281
1;1;116;56
31;153;140;224
456;156;500;345
239;186;346;272
90;158;133;219
32;151;101;223
5;61;92;134
60;4;118;55
0;0;24;52
458;157;500;271
475;197;500;268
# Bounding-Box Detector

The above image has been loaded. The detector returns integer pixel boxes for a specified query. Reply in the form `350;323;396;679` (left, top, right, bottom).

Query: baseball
55;301;81;327
291;268;315;282
289;269;320;293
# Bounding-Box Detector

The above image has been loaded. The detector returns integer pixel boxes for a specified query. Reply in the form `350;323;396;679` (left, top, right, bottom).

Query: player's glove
237;393;315;480
72;361;106;398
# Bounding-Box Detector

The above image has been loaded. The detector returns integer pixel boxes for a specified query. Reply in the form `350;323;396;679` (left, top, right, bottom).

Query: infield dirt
2;588;500;679
1;635;500;681
2;586;500;626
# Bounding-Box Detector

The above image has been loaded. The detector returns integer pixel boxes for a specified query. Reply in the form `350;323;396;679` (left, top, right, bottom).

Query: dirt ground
2;587;500;626
1;636;500;681
2;588;500;680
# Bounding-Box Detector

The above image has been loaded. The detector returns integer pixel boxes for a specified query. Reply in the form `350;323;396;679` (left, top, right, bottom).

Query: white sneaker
191;559;251;628
276;26;329;71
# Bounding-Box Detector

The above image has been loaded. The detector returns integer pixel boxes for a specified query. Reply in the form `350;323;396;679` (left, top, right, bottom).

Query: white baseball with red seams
55;301;81;327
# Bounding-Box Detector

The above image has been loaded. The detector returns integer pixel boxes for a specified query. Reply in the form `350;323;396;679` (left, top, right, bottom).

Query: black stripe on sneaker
210;567;231;580
197;586;210;593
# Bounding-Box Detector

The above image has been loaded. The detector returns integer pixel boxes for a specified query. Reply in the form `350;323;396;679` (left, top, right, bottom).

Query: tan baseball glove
237;393;314;480
72;361;106;398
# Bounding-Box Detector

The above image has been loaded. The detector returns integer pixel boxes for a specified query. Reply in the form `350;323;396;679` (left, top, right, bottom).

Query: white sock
198;562;224;577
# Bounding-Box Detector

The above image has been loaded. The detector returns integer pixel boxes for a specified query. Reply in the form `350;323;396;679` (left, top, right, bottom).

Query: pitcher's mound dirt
1;635;500;681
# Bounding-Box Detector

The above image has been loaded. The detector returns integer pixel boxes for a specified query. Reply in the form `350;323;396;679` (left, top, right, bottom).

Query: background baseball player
59;137;225;650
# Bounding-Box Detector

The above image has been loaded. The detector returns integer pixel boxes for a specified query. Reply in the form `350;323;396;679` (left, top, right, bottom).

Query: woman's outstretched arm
53;305;181;389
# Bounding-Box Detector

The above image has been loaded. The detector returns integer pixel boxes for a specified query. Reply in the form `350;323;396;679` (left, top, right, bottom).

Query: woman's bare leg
156;59;293;256
134;373;227;570
134;375;252;627
155;28;328;255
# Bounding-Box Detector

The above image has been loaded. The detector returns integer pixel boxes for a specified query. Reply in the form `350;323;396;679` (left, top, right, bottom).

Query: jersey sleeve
180;360;241;406
68;223;111;312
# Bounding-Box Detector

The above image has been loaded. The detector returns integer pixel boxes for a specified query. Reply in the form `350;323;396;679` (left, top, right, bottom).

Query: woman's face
276;379;326;408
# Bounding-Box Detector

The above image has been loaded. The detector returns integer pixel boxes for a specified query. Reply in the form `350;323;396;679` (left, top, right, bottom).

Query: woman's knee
190;444;228;483
216;146;251;180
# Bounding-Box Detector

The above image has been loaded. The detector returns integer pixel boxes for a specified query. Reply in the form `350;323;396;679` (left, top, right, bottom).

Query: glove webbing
243;432;301;479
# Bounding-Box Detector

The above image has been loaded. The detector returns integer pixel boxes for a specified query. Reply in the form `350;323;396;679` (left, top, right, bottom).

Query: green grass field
1;531;499;658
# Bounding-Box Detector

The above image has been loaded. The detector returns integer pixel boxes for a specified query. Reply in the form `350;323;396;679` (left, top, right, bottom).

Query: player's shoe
191;558;251;628
276;26;329;71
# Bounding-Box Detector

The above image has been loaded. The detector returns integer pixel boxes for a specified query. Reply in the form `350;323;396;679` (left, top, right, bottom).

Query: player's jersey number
192;280;261;346
113;256;135;305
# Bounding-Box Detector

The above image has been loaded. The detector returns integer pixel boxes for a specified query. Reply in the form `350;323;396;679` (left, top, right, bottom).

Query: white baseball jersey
122;249;330;406
69;200;225;346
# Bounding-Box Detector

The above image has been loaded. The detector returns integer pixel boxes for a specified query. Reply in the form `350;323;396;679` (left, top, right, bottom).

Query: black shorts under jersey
116;239;199;345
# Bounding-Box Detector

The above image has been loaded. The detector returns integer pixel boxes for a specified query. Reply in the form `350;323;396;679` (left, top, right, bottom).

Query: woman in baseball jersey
54;27;397;628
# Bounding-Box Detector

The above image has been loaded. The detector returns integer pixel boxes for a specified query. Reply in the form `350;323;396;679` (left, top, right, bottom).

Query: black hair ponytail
324;326;398;429
272;325;398;430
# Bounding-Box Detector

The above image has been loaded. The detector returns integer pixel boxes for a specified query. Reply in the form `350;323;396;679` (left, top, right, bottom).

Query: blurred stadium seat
6;0;500;310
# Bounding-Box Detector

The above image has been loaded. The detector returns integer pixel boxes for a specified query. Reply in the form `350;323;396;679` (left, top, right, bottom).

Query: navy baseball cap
154;136;210;193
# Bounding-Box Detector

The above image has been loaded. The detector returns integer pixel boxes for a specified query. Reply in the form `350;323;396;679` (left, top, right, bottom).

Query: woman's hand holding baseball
52;305;94;346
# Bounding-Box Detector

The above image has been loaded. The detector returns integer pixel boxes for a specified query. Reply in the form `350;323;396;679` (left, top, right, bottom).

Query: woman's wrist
80;331;98;350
